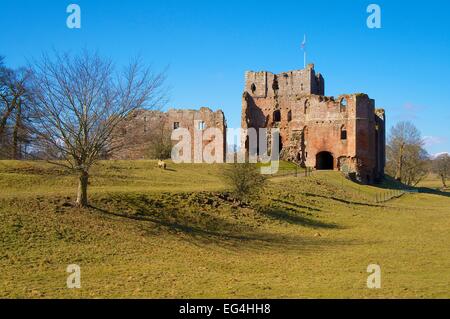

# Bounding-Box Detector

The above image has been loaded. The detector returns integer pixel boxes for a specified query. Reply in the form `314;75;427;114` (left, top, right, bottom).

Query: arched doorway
316;151;334;170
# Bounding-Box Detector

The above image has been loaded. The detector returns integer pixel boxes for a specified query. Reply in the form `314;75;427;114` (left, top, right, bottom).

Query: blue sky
1;0;449;154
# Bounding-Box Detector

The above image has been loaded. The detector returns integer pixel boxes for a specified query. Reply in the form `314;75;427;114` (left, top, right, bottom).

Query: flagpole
304;50;306;69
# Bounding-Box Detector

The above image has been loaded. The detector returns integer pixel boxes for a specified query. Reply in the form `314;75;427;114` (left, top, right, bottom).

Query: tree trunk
441;174;447;188
395;144;404;181
0;98;16;137
76;171;89;207
12;101;22;159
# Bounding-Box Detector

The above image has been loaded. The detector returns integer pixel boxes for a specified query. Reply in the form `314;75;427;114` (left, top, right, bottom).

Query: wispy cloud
403;102;419;111
394;102;427;121
423;135;448;147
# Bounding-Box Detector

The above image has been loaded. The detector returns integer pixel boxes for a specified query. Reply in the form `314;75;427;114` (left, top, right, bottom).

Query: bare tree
222;163;266;204
386;121;428;186
147;116;172;160
0;59;32;158
432;153;450;188
30;51;166;207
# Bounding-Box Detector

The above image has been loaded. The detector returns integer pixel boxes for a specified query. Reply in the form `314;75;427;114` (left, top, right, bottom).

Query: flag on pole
301;34;306;50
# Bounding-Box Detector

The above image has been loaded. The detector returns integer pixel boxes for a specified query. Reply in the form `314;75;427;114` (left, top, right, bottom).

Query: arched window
287;110;292;122
340;125;347;140
340;98;348;112
304;100;310;114
272;78;279;92
273;110;281;122
251;83;256;94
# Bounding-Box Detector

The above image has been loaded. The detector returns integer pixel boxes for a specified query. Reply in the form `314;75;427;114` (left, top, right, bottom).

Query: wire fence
267;166;314;179
374;187;418;203
266;166;419;204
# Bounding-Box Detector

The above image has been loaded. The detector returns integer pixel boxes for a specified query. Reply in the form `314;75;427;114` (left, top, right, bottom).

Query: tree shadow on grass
372;175;450;199
272;199;322;212
416;187;450;198
303;193;382;208
89;193;355;252
259;207;343;229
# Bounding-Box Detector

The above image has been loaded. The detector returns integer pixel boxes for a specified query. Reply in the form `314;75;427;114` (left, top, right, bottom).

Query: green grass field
1;160;449;298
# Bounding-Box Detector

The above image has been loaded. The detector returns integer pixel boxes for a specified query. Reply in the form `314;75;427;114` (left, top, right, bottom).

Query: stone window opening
340;98;348;112
287;110;292;122
173;122;180;130
143;117;148;132
340;125;347;140
304;100;310;114
198;121;206;130
273;110;281;123
251;83;256;94
277;135;283;154
272;78;279;92
301;83;304;91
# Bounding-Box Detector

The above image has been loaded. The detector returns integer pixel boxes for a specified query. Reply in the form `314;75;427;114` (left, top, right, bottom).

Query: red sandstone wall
242;66;385;182
111;107;226;161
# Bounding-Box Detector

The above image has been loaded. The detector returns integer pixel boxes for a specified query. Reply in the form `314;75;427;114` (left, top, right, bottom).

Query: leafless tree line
0;56;34;159
1;51;167;206
386;121;449;188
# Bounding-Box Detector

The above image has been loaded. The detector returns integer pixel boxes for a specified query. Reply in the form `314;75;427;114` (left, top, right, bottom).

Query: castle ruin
111;107;227;160
241;64;385;183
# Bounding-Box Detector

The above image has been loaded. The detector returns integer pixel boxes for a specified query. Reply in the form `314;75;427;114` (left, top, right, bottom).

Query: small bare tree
386;121;428;185
222;163;266;204
30;51;166;207
432;153;450;188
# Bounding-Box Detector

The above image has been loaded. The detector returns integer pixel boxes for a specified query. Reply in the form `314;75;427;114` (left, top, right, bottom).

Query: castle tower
244;64;324;98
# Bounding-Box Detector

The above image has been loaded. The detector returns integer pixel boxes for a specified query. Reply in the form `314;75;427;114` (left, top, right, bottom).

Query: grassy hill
0;160;449;298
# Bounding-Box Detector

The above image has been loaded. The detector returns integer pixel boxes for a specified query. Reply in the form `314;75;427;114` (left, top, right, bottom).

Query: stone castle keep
242;64;385;183
112;63;385;183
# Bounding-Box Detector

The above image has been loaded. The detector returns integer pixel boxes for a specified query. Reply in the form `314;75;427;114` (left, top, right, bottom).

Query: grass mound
1;161;450;298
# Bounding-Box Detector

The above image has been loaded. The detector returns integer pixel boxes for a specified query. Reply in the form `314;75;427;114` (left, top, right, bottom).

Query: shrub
222;163;266;203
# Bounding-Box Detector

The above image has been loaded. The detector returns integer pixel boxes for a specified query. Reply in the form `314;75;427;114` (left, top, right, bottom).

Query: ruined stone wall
244;64;324;99
111;107;227;161
242;64;385;183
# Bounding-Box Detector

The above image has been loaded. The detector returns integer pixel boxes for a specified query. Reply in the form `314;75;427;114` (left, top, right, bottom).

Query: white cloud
431;152;450;159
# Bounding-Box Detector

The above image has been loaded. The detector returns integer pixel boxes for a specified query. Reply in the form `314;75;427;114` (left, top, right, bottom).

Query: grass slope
0;160;449;298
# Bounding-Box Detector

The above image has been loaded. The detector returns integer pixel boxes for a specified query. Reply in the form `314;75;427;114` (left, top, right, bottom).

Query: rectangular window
173;122;180;130
341;130;347;140
198;121;205;130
